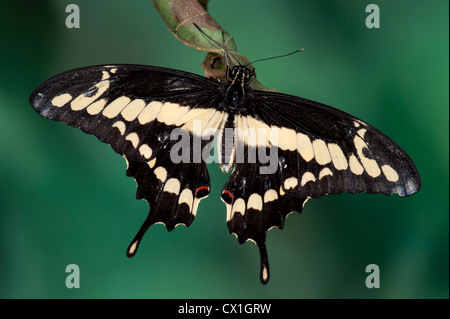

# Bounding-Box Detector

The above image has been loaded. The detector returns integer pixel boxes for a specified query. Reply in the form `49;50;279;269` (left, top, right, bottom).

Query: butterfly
29;59;421;284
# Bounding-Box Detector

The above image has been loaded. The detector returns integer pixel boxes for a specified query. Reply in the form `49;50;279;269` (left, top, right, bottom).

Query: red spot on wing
221;189;234;204
195;185;210;198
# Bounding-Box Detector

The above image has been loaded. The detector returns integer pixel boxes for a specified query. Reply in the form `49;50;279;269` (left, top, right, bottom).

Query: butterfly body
30;63;420;284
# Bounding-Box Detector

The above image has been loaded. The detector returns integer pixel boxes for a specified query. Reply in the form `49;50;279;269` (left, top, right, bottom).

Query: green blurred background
0;0;448;298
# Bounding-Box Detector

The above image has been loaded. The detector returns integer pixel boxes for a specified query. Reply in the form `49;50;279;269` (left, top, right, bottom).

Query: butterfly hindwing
222;143;307;284
125;150;211;256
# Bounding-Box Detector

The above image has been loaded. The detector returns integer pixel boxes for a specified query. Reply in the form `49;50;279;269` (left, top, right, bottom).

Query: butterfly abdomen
217;114;236;173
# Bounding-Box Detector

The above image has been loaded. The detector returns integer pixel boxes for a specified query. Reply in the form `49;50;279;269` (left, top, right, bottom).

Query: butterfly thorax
224;66;253;113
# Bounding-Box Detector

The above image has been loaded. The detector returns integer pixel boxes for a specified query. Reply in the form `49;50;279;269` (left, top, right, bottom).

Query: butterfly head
229;65;254;85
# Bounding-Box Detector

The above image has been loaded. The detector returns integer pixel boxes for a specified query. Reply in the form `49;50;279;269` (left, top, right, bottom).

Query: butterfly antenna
244;48;304;67
222;31;230;81
193;23;242;66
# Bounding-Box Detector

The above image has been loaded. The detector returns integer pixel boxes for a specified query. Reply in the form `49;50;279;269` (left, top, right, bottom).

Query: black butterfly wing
221;142;306;284
223;89;421;284
30;64;224;255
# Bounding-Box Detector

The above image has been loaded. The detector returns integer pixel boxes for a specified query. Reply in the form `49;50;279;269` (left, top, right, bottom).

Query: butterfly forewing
246;90;421;198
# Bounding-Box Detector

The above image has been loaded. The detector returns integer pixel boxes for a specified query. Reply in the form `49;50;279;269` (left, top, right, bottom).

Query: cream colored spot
110;68;117;73
231;198;246;219
179;109;217;135
277;127;297;151
224;200;232;222
262;265;269;283
123;155;129;169
125;132;139;148
101;70;110;81
297;133;314;162
328;143;348;170
128;241;138;255
176;108;210;126
138;101;163;124
382;164;399;182
154;166;167;183
247;193;263;211
279;185;285;196
112;120;126;136
86;98;107;115
319;167;333;179
357;128;367;138
284;177;298;190
71;80;110;111
302;197;311;208
121;99;146;121
268;126;278;147
237;115;272;150
192;197;204;217
263;189;278;203
163;178;181;195
246;116;271;147
138;144;152;159
354;136;381;177
147;158;156;169
348;154;364;175
178;189;194;212
51;93;72;107
103;96;131;119
156;102;190;125
355;119;367;127
301;172;316;186
312;139;331;165
202;110;224;137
